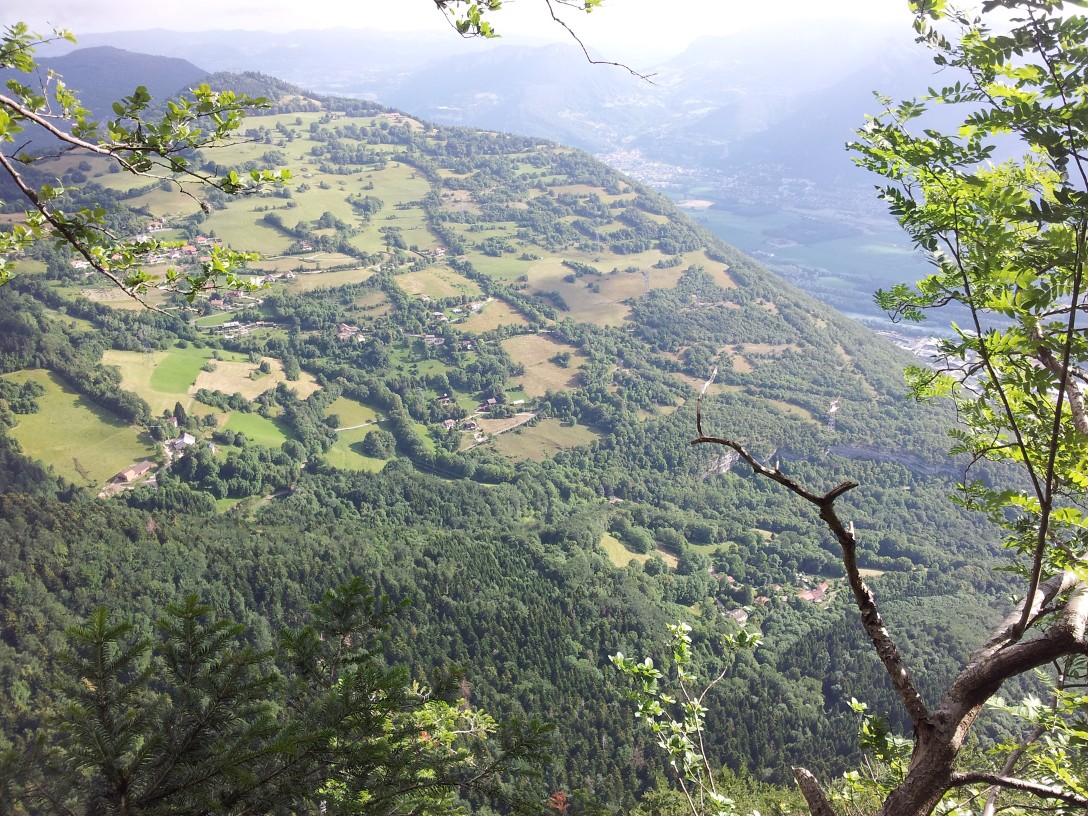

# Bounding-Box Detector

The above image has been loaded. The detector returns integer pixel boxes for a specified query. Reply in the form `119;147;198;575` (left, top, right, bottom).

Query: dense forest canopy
2;2;1088;814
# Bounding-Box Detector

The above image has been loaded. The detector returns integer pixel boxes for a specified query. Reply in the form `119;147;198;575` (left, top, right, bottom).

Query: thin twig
541;0;656;82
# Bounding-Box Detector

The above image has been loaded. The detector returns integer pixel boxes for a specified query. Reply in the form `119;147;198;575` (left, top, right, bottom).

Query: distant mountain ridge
43;21;929;177
17;35;939;323
30;46;209;120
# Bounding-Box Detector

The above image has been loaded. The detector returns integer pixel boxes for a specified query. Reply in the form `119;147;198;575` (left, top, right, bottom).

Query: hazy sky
22;0;917;60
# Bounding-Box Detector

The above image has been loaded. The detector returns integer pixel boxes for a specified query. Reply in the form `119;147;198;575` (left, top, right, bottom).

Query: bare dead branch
540;0;656;82
981;722;1048;814
692;387;930;728
1032;320;1088;439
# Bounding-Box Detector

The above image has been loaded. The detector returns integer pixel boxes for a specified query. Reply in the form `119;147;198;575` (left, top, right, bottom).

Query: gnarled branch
692;378;930;729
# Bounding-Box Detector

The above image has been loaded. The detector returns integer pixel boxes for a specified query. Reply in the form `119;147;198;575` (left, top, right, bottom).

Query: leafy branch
0;23;290;304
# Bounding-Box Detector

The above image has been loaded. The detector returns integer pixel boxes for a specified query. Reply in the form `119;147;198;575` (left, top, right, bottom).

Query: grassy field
474;413;536;438
599;532;678;570
411;419;436;453
324;424;389;472
104;346;318;415
126;187;204;217
500;334;582;397
38;305;97;333
690;249;737;289
1;369;155;487
12;259;46;276
396;267;483;300
326;422;396;472
729;355;754;374
202;201;294;254
491;418;598;461
104;346;224;415
193;358;321;400
343;290;392;324
288;267;376;292
600;532;652;567
223;412;293;447
457;298;530;333
150;346;230;392
523;257;676;326
765;398;817;423
460;253;535;281
81;286;169;310
193;312;239;329
325;396;380;428
673;373;718;395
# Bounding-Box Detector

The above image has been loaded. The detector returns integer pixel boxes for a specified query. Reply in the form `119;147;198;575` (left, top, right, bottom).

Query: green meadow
324;427;389;472
223;412;293;447
104;345;247;416
492;418;598;462
325;396;380;428
1;369;155;486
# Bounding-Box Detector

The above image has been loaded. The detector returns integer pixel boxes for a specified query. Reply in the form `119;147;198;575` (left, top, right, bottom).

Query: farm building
115;461;155;483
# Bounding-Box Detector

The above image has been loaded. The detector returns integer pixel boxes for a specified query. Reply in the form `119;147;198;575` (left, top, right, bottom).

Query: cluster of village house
335;285;481;345
717;575;832;626
205;319;277;340
70;227;227;273
110;421;203;488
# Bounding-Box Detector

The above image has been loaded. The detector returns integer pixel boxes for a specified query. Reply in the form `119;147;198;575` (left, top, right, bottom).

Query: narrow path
335;420;379;432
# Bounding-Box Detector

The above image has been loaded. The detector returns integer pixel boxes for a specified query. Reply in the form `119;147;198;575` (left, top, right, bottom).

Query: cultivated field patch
492;418;599;461
325;396;380;428
353;290;391;314
201;202;294;254
739;342;800;355
525;256;684;326
103;346;238;415
81;287;169;310
674;373;727;395
192;358;321;401
609;540;681;570
288;267;376;292
151;347;233;393
457;298;530;333
396;267;484;300
766;398;817;423
124;187;204;218
473;413;536;439
462;253;534;281
324;428;389;472
690;250;736;289
730;355;754;374
500;334;582;396
222;412;293;447
39;306;96;333
600;532;652;567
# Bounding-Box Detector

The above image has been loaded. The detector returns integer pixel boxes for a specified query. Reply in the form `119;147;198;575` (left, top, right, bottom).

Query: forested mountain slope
0;63;1012;809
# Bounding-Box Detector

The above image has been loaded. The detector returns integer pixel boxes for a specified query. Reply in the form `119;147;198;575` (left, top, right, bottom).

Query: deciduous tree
675;1;1088;814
